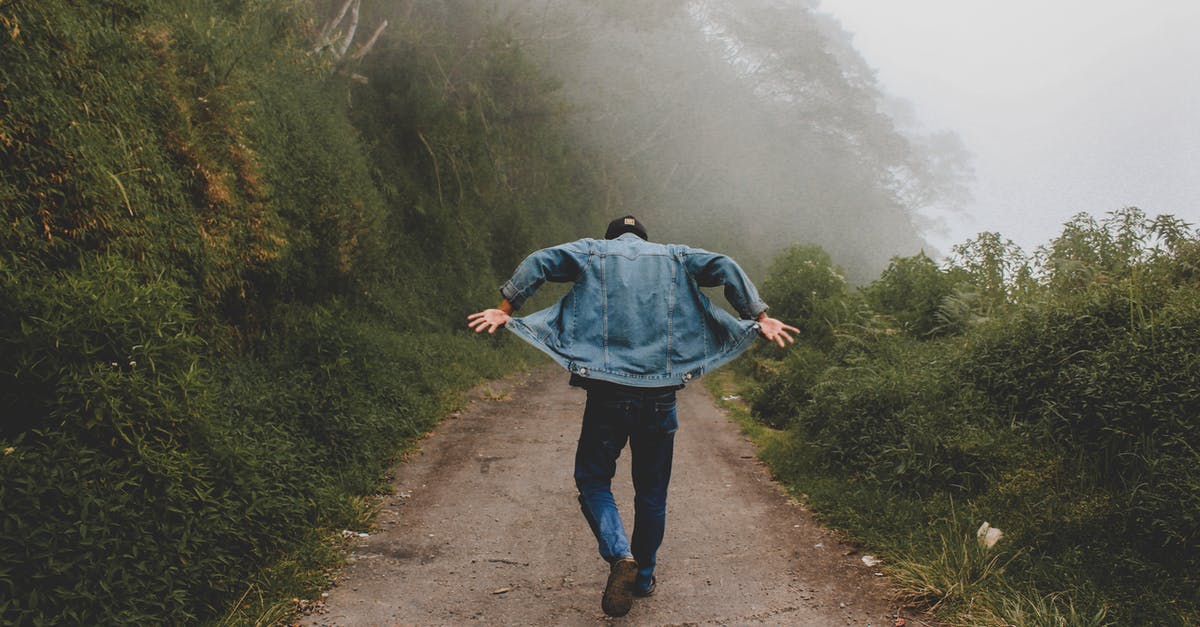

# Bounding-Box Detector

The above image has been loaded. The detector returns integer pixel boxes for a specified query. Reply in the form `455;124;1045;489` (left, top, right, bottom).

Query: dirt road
301;368;909;625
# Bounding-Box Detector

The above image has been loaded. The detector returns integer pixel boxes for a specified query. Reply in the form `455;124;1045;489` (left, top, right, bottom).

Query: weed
993;589;1109;627
889;526;1021;613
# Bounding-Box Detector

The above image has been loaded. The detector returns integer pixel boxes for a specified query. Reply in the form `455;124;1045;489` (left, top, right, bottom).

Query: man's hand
757;313;800;348
468;308;511;334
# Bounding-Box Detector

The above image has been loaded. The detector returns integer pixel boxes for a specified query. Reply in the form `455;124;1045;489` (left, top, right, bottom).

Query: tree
476;0;971;280
312;0;389;76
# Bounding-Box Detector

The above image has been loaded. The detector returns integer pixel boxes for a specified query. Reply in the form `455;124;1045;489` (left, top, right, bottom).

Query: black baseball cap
605;215;648;240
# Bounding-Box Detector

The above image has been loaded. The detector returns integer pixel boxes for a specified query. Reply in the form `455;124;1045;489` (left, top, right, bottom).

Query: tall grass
888;527;1023;615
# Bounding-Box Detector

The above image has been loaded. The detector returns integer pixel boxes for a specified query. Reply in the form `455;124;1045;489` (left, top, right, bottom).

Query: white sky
815;0;1200;253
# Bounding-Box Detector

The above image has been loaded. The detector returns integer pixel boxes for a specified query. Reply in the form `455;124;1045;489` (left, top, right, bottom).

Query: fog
467;0;1200;279
802;1;1200;253
481;0;971;281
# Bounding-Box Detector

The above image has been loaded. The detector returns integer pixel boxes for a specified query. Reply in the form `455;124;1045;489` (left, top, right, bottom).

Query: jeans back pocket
652;399;678;434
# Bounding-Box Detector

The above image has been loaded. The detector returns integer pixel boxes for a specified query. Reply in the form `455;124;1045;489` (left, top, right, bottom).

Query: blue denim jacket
501;233;768;388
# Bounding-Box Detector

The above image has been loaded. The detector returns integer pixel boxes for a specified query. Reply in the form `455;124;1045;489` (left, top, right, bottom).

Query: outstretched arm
467;299;514;334
679;247;769;320
470;240;587;334
679;246;798;347
757;312;800;348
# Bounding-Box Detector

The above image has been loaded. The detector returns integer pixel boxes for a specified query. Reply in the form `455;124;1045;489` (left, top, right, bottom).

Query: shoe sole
601;559;638;617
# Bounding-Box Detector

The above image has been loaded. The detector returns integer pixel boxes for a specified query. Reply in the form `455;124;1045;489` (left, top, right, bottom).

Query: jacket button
682;373;693;381
579;367;589;376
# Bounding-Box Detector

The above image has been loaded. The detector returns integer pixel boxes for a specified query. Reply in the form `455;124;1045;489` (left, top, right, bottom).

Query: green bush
0;0;609;622
746;210;1200;622
863;251;965;337
759;244;852;349
0;254;233;623
960;281;1200;573
796;333;1000;495
746;345;828;429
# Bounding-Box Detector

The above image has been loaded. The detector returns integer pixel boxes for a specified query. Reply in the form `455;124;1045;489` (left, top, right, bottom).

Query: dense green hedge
0;0;606;622
744;209;1200;623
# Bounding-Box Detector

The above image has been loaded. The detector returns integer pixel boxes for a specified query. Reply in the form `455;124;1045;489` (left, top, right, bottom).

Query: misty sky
817;0;1200;254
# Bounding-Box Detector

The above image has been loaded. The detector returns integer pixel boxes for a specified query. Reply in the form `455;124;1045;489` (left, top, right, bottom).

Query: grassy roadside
722;218;1200;626
214;348;548;626
0;0;607;621
704;366;1112;627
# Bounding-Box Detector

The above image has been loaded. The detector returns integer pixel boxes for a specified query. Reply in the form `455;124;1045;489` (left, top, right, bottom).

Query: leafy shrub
959;279;1200;574
797;333;1000;494
746;345;828;429
863;251;965;337
746;209;1200;622
0;254;232;623
946;232;1035;312
759;244;852;349
0;0;608;622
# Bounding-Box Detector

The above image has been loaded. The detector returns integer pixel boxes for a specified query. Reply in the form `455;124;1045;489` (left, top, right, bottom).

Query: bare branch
314;0;354;52
349;19;388;61
335;0;361;58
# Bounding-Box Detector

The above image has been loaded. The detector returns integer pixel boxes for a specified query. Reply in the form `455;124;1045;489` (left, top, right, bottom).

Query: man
468;215;798;617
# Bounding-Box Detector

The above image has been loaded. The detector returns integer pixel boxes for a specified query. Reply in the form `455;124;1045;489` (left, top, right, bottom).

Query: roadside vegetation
717;206;1200;625
5;1;1196;625
0;1;607;623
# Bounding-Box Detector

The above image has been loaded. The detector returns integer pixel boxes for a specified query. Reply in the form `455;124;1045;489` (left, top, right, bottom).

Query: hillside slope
0;1;607;622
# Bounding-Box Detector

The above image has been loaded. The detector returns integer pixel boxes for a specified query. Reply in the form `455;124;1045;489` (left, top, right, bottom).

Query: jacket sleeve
500;240;591;311
679;246;769;320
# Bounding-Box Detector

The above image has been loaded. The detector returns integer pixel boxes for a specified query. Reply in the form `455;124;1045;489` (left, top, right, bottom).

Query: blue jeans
574;385;677;589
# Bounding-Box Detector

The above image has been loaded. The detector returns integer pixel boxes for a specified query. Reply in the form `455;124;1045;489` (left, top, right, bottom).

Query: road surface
301;367;912;625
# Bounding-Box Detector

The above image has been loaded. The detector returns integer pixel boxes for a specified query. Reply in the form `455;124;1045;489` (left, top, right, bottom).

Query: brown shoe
601;557;638;617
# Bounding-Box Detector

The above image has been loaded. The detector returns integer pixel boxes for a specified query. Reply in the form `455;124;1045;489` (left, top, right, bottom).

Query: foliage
863;251;965;337
0;0;606;622
742;207;1200;623
744;345;827;429
1039;208;1196;295
759;244;852;348
946;231;1036;313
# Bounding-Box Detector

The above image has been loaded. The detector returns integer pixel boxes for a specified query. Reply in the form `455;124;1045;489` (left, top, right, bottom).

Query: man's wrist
499;281;525;310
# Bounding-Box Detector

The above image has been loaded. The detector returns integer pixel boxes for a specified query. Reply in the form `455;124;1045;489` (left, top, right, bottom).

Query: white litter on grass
861;555;881;567
977;521;1003;548
721;394;741;401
